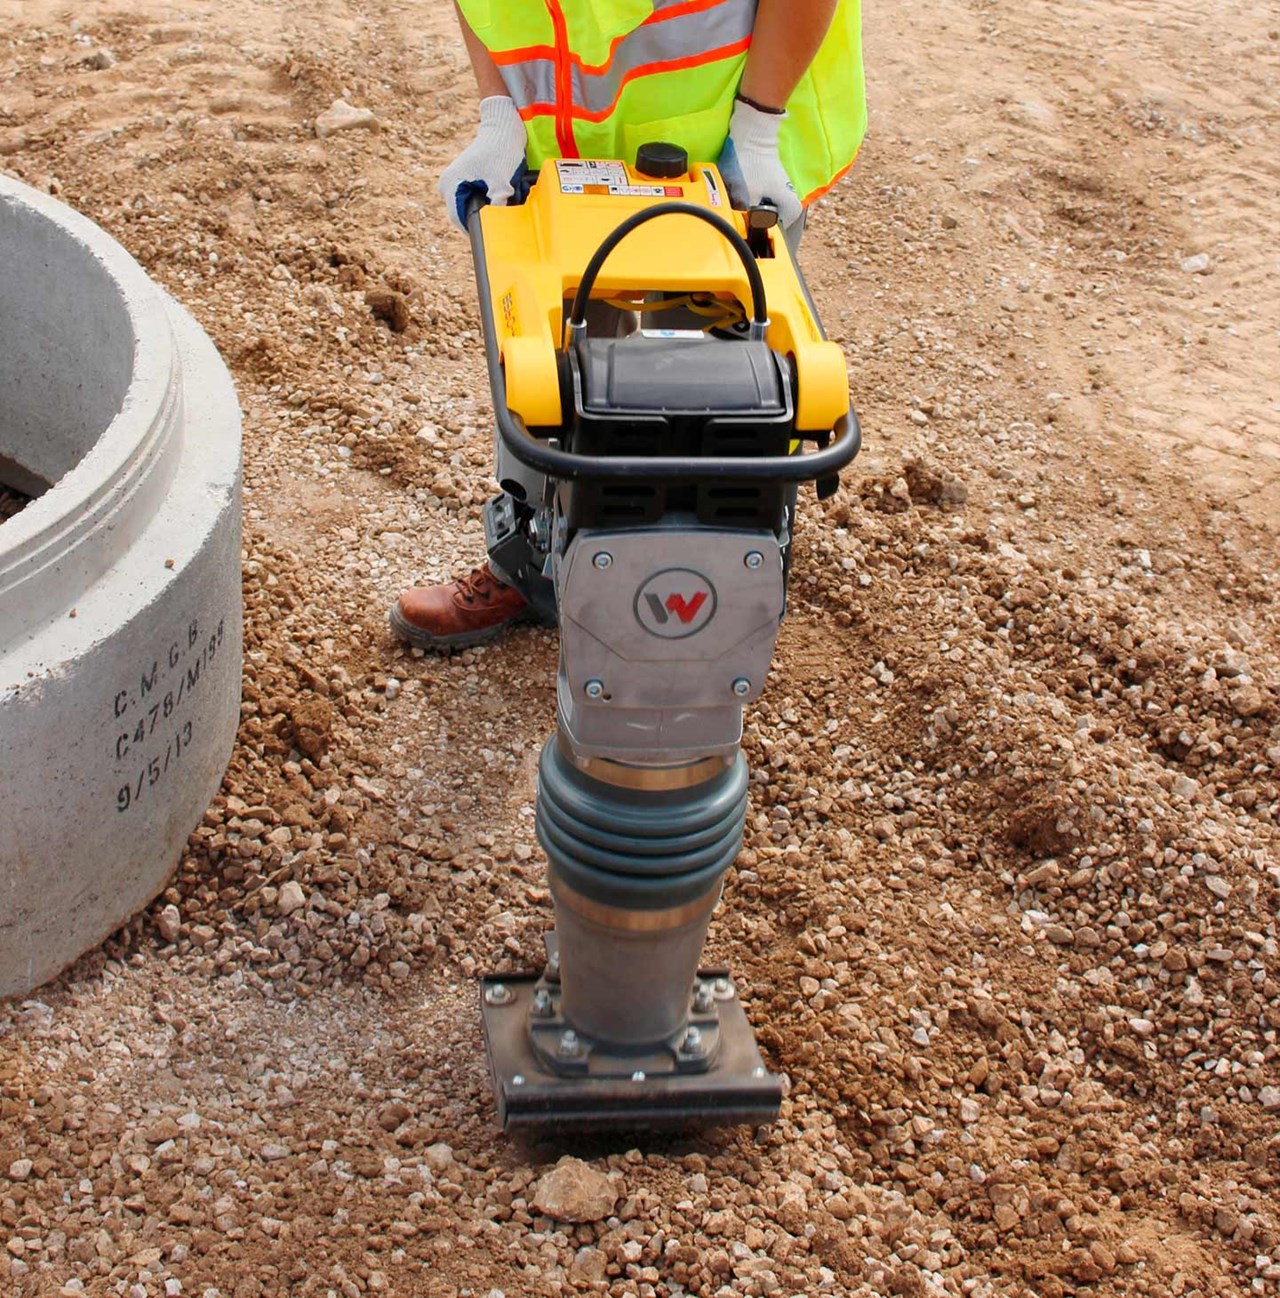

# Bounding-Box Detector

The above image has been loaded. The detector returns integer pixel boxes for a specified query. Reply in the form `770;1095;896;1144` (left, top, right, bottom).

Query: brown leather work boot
389;562;538;651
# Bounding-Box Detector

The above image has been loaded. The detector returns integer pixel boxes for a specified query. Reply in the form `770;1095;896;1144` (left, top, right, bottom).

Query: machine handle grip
463;189;489;235
494;406;860;483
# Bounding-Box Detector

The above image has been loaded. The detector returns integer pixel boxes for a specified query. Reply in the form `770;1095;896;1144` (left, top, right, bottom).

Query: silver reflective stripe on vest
499;0;756;115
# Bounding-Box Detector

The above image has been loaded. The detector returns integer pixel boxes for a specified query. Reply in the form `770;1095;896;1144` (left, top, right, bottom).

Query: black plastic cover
565;336;797;532
635;141;689;179
578;336;786;416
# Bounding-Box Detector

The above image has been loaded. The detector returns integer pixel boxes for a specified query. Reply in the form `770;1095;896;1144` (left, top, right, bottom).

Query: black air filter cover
577;336;786;417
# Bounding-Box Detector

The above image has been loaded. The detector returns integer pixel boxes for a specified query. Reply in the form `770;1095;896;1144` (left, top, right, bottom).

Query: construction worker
391;0;866;651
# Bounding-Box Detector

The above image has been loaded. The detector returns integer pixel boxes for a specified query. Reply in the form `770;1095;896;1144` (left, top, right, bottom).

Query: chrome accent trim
551;876;720;934
557;730;732;791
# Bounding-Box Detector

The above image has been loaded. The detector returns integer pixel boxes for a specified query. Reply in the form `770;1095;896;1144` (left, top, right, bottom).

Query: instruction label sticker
556;159;682;198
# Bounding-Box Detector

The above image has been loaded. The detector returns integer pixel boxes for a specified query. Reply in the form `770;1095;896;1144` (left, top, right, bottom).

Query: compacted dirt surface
2;1;1279;1295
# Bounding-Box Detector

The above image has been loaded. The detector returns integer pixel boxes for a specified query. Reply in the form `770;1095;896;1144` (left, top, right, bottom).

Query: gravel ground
2;0;1278;1296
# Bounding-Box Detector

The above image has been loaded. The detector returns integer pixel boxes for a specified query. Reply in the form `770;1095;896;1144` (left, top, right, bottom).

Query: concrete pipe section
0;175;243;998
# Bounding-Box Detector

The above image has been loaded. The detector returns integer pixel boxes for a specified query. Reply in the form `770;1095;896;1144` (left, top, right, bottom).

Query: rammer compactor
470;143;861;1130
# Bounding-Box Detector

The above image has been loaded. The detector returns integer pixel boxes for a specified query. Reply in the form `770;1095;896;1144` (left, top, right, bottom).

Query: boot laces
456;563;502;606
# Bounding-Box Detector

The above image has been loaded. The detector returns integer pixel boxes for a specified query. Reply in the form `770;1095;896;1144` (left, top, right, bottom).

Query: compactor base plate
480;967;782;1132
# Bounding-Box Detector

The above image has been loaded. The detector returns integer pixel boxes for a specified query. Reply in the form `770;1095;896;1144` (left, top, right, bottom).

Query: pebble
156;904;182;943
277;880;307;916
1180;252;1212;274
531;1157;621;1223
366;289;411;334
7;1159;33;1182
315;99;380;138
79;47;117;70
377;1100;411;1132
1025;861;1060;887
424;1143;454;1174
145;1115;180;1144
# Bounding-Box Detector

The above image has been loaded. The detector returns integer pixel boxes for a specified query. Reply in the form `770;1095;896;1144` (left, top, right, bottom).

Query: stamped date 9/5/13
116;719;195;814
111;614;227;814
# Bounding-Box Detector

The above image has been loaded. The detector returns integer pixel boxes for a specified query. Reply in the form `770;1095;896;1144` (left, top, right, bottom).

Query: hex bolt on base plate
479;955;781;1132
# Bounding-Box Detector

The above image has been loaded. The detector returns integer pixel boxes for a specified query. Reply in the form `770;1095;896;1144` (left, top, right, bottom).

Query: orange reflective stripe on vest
544;0;577;155
501;0;755;152
494;0;738;72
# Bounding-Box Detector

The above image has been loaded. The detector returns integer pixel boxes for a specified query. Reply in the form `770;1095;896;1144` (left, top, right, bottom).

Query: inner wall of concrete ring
0;176;243;999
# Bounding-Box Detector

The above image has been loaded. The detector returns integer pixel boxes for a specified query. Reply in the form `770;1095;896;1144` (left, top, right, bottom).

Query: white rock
1172;774;1200;801
531;1157;620;1223
277;880;306;916
1259;1086;1280;1112
156;904;181;943
570;1247;608;1282
1180;253;1212;274
959;1098;980;1124
79;48;117;70
424;1143;454;1174
7;1159;33;1181
315;99;380;139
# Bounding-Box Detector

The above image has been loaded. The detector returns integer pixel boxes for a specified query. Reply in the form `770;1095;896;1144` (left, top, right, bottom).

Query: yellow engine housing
477;159;850;435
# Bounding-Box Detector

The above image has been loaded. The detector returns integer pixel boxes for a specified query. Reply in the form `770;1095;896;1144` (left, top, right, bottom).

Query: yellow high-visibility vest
455;0;865;205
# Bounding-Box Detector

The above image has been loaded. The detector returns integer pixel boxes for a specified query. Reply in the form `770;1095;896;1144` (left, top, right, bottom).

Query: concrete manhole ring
1;175;243;998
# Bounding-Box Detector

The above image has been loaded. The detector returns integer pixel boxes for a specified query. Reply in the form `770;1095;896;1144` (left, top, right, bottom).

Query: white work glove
716;98;803;232
437;96;528;233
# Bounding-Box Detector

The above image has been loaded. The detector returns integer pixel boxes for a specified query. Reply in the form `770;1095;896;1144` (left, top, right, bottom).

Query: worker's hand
716;98;803;231
437;96;528;233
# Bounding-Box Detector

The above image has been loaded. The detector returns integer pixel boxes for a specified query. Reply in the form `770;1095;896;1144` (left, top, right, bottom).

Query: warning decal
556;160;681;198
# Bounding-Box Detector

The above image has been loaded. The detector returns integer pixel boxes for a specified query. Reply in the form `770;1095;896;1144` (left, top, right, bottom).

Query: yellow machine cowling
478;159;850;435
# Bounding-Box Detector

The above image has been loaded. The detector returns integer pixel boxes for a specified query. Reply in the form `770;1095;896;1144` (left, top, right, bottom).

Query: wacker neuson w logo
635;568;718;639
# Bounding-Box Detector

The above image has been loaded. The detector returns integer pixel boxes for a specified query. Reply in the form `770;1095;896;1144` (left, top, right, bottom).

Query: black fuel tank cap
635;141;688;179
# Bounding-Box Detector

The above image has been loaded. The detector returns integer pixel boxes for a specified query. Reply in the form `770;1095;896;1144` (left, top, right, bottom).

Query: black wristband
735;90;785;116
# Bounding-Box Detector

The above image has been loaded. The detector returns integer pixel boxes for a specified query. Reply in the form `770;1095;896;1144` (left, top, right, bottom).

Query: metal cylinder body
549;874;720;1047
536;737;749;1051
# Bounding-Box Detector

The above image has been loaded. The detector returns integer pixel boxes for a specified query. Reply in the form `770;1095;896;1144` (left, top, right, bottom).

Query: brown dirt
2;1;1278;1296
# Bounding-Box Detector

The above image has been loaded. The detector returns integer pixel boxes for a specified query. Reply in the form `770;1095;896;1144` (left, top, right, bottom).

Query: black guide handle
493;407;861;484
745;202;779;259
